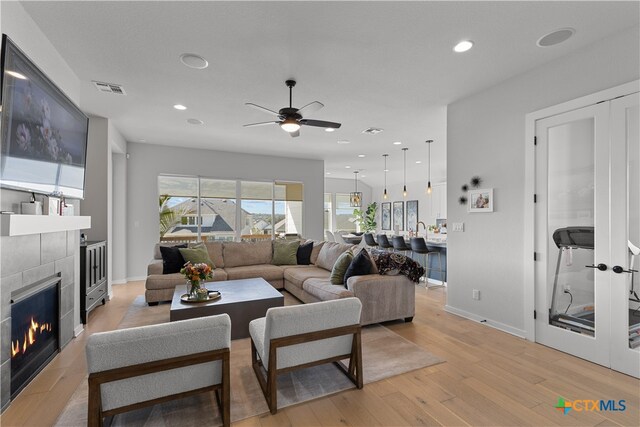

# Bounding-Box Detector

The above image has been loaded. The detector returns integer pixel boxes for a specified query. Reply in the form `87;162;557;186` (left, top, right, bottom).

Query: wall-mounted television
1;34;88;199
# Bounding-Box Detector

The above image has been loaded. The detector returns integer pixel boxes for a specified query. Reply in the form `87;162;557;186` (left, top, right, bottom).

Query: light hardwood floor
1;281;639;426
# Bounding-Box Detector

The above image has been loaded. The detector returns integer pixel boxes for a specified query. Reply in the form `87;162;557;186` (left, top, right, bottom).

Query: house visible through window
158;175;303;242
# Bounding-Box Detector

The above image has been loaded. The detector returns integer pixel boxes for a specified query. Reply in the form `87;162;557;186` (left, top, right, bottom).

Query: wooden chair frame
251;324;363;414
88;348;230;427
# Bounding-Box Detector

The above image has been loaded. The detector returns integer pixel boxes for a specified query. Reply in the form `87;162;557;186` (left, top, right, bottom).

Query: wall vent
92;81;126;95
362;127;383;135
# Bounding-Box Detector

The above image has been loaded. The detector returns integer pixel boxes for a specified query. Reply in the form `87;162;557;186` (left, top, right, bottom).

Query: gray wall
445;25;640;335
126;142;324;279
112;153;127;283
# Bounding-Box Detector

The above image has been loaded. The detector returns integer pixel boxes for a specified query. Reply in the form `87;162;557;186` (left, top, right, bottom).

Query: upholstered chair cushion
249;298;362;369
223;241;272;268
86;314;231;412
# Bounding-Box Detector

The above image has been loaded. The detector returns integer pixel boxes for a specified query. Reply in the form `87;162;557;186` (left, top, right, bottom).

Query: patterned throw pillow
330;250;354;285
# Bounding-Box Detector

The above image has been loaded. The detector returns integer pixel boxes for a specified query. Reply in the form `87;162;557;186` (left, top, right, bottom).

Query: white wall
0;1;84;349
446;25;640;335
112;153;127;283
126;142;324;279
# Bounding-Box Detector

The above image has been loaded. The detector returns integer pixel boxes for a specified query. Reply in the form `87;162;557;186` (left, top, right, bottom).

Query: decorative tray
180;291;221;303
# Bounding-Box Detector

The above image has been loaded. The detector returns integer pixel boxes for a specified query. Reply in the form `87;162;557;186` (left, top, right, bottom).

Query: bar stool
376;234;393;251
410;237;444;288
392;235;412;257
364;233;378;248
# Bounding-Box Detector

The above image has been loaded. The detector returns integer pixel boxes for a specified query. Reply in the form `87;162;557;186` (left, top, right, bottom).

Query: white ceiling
21;1;639;187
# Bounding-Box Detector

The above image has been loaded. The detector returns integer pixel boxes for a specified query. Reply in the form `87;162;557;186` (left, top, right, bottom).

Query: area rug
55;296;444;426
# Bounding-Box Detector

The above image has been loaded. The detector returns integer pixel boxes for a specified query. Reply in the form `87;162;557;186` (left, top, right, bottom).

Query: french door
534;93;640;377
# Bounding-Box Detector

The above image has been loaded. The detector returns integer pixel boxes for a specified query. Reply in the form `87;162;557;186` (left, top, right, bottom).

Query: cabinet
429;183;447;219
80;240;107;323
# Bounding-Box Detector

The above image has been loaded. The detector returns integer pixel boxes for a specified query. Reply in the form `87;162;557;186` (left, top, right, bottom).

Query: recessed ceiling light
325;128;335;132
179;53;209;69
361;175;366;178
416;160;422;164
393;141;402;145
139;139;146;143
337;140;350;144
358;154;366;158
454;40;474;53
537;28;575;47
384;169;389;172
6;70;27;79
187;118;204;125
326;172;331;175
173;104;187;110
345;166;351;169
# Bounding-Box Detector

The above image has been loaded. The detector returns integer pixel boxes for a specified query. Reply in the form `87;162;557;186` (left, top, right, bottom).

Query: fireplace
10;276;61;398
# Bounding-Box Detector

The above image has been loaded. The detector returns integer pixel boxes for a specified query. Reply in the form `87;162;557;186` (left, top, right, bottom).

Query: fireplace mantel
1;214;91;236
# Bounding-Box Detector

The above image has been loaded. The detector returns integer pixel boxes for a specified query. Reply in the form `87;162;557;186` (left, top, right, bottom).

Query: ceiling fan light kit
244;80;341;138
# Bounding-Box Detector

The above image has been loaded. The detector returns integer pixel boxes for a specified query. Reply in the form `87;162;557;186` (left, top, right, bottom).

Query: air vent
362;127;383;135
92;81;126;95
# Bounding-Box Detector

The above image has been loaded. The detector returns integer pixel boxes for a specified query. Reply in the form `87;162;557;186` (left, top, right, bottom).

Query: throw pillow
272;239;301;265
330;250;354;285
159;244;187;274
296;241;313;265
344;249;373;285
179;244;215;268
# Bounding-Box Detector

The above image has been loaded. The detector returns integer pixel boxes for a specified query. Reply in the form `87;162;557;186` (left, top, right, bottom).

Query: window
200;178;237;241
158;175;198;242
276;182;303;236
335;193;356;232
158;175;303;242
324;193;332;232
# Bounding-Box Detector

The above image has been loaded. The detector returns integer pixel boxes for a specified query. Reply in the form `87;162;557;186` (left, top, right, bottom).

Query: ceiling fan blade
297;101;324;117
300;119;341;129
245;103;281;117
243;121;280;127
289;129;300;138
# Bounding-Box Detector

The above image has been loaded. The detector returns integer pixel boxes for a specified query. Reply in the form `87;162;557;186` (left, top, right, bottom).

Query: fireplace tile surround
0;230;79;410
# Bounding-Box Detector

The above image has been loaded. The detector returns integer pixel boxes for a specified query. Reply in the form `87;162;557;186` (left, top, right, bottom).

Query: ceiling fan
243;80;341;138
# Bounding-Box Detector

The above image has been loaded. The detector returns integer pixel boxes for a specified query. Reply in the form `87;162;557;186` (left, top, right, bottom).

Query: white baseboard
126;276;147;282
444;304;527;339
111;279;127;285
73;324;84;337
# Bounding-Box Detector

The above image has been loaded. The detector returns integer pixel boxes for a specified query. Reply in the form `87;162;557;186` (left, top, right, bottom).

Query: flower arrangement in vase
180;262;213;300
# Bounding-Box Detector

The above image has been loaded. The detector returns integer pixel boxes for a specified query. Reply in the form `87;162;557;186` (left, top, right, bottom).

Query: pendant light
426;139;433;194
383;154;389;199
402;148;408;197
350;170;362;207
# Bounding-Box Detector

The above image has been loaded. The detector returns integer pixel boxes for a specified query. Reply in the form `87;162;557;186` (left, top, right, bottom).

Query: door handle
612;265;638;274
586;263;608;271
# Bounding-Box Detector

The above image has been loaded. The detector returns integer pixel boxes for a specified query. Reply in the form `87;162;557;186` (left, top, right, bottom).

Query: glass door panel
535;102;610;367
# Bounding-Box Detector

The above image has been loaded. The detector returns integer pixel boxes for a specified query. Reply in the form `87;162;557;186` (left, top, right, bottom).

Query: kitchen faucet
417;221;426;235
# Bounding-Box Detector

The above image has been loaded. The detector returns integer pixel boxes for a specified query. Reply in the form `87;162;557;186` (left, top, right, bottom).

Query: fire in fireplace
10;276;60;398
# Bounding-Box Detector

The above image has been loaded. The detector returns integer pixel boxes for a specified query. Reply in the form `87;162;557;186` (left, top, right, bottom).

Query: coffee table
169;278;284;339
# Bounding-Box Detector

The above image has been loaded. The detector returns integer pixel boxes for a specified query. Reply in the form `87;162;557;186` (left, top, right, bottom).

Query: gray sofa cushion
315;242;354;271
224;264;284;281
223;241;272;268
303;278;354;301
283;266;330;288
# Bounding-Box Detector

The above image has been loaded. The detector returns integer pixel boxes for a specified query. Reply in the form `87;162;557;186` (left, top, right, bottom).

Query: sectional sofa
145;240;415;325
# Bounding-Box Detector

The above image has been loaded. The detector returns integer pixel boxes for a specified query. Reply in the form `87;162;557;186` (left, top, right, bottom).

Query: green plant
353;202;378;232
159;195;194;238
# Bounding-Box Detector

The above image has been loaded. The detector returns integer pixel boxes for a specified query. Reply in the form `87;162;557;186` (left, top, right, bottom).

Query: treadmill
549;227;595;336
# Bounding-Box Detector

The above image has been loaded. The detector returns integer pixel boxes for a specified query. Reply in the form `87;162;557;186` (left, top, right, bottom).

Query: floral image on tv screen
1;35;88;198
